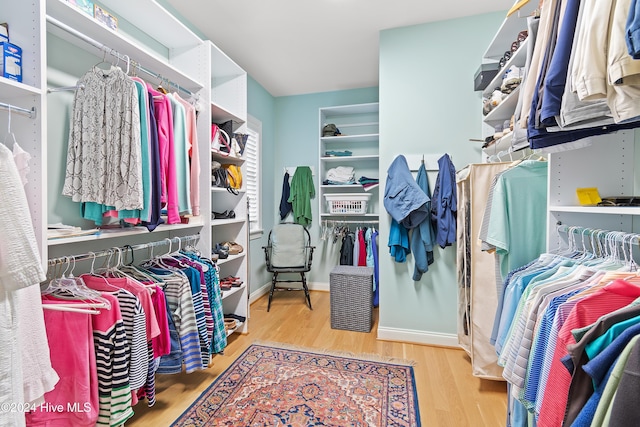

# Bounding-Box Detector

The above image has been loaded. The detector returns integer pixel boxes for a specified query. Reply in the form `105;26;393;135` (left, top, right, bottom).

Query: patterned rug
171;343;421;426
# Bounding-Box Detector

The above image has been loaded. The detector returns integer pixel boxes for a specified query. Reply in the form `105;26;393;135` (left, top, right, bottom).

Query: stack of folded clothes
359;176;379;191
323;166;356;185
324;150;352;157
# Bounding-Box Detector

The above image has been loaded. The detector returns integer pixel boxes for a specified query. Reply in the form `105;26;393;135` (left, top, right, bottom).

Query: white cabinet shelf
321;154;379;162
483;86;521;126
47;218;205;246
547;130;639;249
208;39;249;334
1;78;43;98
549;206;640;215
3;1;249;337
319;102;379;219
482;37;530;98
46;0;203;93
483;1;538;60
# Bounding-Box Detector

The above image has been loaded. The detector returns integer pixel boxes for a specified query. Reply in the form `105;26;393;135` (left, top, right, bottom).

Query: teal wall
270;88;379;286
377;11;505;335
246;75;277;294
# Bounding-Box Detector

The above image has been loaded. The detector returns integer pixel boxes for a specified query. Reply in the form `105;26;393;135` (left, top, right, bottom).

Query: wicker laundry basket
329;266;373;332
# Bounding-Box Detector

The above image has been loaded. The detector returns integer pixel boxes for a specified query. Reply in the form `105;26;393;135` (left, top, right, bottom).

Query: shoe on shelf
224;313;246;323
224;319;237;331
212;243;229;259
500;66;523;93
212;209;236;220
221;241;243;255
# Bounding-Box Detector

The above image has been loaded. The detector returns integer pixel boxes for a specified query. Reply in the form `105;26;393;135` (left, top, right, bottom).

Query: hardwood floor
127;291;507;426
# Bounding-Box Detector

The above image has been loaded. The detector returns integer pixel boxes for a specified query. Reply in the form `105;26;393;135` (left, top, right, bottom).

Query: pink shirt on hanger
147;85;180;224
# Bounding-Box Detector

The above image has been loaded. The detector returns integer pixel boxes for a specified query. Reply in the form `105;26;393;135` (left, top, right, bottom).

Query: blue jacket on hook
384;155;429;229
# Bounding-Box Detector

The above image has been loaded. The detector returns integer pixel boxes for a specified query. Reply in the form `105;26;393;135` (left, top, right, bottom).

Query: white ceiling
166;0;514;97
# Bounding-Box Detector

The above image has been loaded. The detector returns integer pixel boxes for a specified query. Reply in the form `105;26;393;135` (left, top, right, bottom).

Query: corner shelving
209;40;248;336
318;102;380;220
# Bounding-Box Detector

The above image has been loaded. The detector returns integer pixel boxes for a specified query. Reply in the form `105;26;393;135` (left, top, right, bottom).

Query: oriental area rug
171;343;421;426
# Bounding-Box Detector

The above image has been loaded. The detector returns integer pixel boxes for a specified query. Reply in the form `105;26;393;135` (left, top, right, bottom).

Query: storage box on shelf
319;102;379;219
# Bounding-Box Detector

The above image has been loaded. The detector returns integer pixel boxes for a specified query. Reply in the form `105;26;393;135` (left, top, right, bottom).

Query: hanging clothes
388;219;410;263
0;142;58;427
411;162;436;281
26;302;98;427
287;166;315;226
63;66;143;211
371;228;380;308
144;90;165;230
384;155;429;229
173;92;200;217
340;233;354;265
431;153;457;248
148;84;181;224
279;172;292;220
357;228;367;267
485;160;548;280
167;93;191;216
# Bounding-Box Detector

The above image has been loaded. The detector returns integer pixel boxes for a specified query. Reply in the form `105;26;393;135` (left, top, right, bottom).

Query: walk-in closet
3;0;640;425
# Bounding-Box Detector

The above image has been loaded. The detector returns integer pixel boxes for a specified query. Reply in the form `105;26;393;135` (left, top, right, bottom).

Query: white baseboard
250;285;459;349
249;282;271;304
377;326;459;348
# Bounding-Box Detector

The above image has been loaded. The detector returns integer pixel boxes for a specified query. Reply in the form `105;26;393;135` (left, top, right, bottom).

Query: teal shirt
486;160;548;279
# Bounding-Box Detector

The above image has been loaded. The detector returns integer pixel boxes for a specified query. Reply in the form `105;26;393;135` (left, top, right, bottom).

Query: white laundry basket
324;193;372;214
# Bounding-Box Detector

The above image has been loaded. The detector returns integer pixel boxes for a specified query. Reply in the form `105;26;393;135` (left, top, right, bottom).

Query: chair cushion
271;224;306;268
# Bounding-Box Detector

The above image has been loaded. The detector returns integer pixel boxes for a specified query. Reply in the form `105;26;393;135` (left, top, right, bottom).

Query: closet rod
323;220;379;225
557;224;640;244
45;16;197;99
0;102;36;119
47;233;200;265
47;84;85;93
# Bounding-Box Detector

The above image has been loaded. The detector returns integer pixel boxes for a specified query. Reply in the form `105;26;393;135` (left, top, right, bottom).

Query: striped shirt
81;276;149;391
181;253;227;354
92;293;134;426
150;269;204;373
537;279;640;427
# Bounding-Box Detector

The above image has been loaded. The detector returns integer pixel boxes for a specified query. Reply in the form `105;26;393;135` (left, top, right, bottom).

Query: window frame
246;114;262;239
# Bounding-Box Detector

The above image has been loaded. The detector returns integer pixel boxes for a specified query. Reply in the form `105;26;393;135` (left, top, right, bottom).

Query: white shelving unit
318;102;379;220
1;1;249;333
208;41;249;335
547;130;640;249
480;0;538;159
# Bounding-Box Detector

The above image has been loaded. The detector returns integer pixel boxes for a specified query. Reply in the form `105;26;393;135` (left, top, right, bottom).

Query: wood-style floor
127;291;507;426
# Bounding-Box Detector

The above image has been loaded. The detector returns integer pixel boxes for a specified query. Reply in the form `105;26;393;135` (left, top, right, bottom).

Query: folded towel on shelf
358;176;379;191
326;166;355;183
324;150;353;157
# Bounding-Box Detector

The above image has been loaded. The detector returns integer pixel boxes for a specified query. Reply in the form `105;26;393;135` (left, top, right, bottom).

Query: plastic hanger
42;256;111;313
2;105;17;148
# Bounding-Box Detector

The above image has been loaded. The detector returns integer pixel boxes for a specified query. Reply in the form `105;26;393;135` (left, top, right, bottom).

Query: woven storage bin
329;266;373;332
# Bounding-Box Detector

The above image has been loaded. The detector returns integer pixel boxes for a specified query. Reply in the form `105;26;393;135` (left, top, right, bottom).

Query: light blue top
486;160;548;280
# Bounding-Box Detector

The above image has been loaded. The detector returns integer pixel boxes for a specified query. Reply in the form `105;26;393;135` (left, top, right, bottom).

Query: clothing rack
46;15;197;99
47;233;200;266
556;224;640;258
47;84;85;93
323;219;379;225
0;101;36;119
